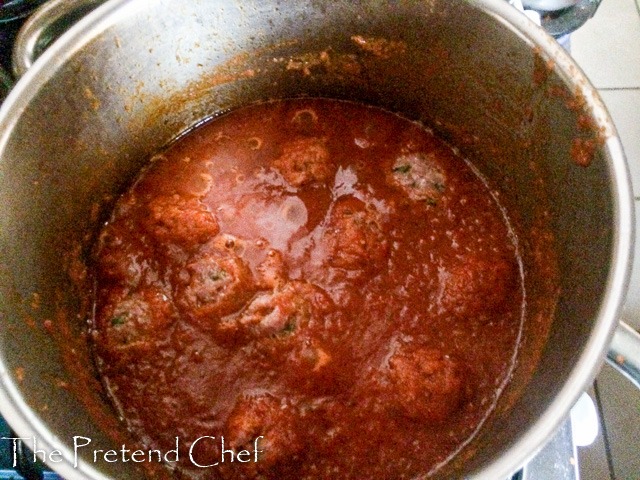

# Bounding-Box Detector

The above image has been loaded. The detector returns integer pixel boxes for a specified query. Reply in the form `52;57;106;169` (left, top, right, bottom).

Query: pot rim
0;4;141;478
0;1;634;479
467;2;634;478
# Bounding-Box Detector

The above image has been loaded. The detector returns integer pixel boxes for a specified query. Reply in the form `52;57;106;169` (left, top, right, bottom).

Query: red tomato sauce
91;98;524;479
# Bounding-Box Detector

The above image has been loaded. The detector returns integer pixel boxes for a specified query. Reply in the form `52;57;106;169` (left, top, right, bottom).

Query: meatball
224;393;303;473
323;196;388;270
234;281;332;337
385;345;466;423
439;256;518;318
142;195;219;249
389;152;446;204
272;137;333;187
174;244;256;329
95;229;152;288
95;287;175;364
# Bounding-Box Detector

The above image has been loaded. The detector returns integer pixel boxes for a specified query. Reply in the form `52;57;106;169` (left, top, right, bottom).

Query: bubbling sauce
91;99;524;479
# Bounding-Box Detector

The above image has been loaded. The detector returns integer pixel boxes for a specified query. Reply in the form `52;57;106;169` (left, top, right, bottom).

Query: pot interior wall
0;0;615;478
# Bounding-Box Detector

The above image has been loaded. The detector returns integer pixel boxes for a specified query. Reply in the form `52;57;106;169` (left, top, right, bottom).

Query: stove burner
534;0;603;37
0;0;47;23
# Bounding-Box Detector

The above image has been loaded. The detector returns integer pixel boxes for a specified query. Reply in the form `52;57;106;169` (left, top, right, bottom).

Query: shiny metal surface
521;418;578;480
0;1;634;479
538;0;603;37
11;0;106;79
0;0;48;23
521;0;580;10
607;320;640;389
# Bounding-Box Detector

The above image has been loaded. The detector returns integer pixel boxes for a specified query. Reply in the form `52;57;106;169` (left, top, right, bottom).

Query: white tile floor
597;89;640;194
569;0;640;478
572;0;640;89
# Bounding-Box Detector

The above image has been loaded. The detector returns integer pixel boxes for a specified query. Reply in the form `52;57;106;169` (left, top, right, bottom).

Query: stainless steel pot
521;0;580;10
0;1;634;479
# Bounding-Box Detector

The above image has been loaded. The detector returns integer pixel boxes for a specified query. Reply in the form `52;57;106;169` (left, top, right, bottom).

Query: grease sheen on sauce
91;99;524;479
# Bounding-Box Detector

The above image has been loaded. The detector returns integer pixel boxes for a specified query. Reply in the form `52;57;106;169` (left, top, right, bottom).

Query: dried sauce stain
577;114;597;132
24;315;36;330
286;52;324;76
130;40;299;129
54;378;70;390
90;202;101;223
544;81;608;167
566;89;587;112
571;138;597;167
65;244;87;285
351;35;407;59
83;87;101;111
284;49;361;78
30;292;41;311
533;52;555;86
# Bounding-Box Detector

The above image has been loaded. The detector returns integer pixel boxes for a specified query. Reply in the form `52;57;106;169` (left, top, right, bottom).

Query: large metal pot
0;1;634;479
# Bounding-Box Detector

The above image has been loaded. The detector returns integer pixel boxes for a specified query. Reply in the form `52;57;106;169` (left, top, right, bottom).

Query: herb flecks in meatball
142;195;219;249
174;244;256;328
236;281;332;337
95;287;175;364
385;345;466;423
273;137;333;187
324;196;389;270
390;152;446;204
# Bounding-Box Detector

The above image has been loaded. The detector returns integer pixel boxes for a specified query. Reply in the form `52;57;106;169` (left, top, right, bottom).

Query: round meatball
224;393;303;473
234;281;332;338
142;195;219;249
174;244;256;329
439;256;518;318
272;137;333;187
323;196;389;270
95;229;152;288
95;287;175;364
384;345;466;423
388;152;446;204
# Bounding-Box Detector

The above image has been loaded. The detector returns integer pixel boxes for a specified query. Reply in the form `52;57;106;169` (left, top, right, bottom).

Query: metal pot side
0;1;633;479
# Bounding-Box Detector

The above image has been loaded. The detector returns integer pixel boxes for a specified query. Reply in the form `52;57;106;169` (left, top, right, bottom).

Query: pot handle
0;66;13;105
606;320;640;390
11;0;106;79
